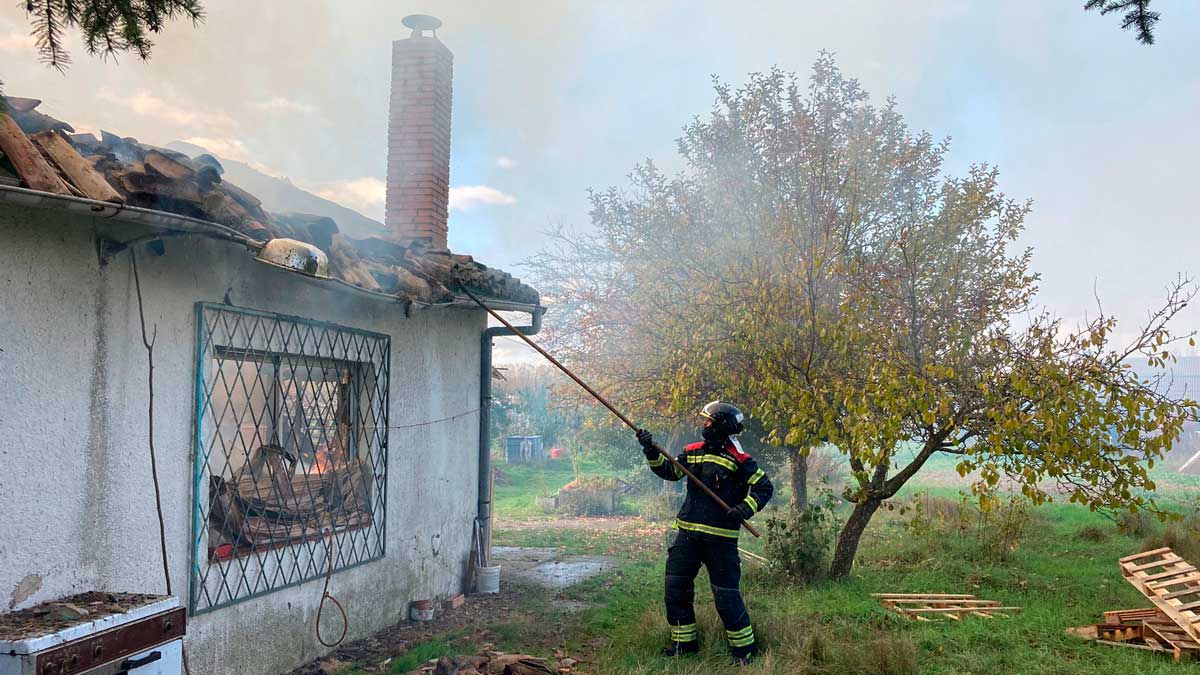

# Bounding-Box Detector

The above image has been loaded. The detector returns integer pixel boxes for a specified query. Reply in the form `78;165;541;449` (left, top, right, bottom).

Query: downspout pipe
478;305;544;553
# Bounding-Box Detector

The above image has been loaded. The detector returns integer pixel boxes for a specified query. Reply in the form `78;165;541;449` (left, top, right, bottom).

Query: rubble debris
0;111;70;195
872;593;1022;621
30;130;123;203
0;592;167;641
0;96;540;307
443;594;466;610
409;650;559;675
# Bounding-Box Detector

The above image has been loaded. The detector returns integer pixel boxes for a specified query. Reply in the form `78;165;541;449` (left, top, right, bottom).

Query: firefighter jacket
647;438;774;539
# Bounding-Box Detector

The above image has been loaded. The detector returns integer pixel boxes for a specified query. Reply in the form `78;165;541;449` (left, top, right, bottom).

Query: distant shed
505;435;545;463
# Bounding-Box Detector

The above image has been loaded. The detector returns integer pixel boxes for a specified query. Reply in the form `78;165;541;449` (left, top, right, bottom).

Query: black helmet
700;400;745;436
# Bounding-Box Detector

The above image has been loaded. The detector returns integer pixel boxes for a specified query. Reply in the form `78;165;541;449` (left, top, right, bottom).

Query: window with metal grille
190;303;389;613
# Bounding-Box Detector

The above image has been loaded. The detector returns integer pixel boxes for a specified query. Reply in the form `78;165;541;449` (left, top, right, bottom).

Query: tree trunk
829;497;882;579
790;450;808;510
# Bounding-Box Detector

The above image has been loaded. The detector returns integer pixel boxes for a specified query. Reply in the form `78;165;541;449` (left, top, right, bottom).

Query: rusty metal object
34;608;184;675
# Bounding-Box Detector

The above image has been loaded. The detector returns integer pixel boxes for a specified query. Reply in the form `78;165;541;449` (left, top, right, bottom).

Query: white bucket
475;564;501;594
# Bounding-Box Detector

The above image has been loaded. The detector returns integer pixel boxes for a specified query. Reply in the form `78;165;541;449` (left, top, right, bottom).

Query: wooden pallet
1119;548;1200;645
872;593;1021;621
1144;614;1200;662
1069;607;1200;662
1103;607;1162;624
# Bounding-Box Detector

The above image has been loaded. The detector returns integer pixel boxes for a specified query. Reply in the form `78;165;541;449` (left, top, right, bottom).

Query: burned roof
0;96;539;309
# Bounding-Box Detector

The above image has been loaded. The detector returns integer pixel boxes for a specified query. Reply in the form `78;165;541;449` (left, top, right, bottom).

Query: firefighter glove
730;503;754;523
636;429;657;457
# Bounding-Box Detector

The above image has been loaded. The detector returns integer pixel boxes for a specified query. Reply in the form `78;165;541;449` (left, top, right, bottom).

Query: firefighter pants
664;530;756;656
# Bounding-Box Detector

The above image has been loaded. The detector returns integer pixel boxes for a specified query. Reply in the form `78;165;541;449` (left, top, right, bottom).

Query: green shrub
1074;525;1109;543
763;489;841;584
1142;513;1200;563
638;489;683;522
1116;509;1158;537
975;496;1033;562
900;492;971;537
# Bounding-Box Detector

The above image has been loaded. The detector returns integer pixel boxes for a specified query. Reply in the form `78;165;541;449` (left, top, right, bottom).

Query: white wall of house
0;205;486;674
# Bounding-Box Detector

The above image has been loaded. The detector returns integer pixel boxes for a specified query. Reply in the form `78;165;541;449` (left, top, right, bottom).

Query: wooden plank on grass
886;599;1000;606
1121;547;1174;563
871;593;977;599
1128;553;1184;572
1103;608;1160;623
1095;640;1164;653
899;606;1023;614
1142;565;1198;583
1147;573;1200;589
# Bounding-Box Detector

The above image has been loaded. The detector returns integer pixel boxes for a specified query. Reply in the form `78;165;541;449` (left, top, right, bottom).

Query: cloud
0;31;35;53
313;176;386;213
99;88;236;131
496;156;517;169
449;185;516;211
252;96;314;114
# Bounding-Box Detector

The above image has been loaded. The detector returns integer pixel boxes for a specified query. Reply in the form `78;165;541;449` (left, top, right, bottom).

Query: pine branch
25;0;204;69
1084;0;1160;45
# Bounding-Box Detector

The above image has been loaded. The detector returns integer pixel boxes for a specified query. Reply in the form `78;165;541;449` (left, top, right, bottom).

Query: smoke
0;0;1194;343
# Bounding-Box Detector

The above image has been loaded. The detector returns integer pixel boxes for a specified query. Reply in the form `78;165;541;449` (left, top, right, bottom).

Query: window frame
189;302;390;615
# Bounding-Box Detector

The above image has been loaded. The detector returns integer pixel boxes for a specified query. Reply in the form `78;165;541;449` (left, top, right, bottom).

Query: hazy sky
2;1;1197;362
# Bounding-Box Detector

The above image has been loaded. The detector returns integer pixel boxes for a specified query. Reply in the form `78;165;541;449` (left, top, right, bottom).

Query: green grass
494;462;1200;674
491;456;629;519
577;498;1198;674
345;461;1200;674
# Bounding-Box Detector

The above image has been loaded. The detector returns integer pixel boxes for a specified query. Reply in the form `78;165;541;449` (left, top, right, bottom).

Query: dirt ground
286;586;536;675
285;543;625;675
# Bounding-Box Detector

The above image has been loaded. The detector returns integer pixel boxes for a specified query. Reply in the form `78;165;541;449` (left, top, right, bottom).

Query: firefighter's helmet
700;400;745;436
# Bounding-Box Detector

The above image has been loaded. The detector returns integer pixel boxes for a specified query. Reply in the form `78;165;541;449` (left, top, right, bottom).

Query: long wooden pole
462;289;760;538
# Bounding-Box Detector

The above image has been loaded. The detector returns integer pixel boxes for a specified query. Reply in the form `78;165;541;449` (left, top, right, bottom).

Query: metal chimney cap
402;14;442;34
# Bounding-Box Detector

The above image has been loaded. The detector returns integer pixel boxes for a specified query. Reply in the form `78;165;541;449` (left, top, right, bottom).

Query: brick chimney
386;14;452;250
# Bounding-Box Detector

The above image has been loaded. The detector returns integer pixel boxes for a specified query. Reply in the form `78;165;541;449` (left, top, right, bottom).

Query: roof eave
0;185;544;316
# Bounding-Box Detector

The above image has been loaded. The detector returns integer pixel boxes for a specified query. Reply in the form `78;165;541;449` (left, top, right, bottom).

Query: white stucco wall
0;205;486;674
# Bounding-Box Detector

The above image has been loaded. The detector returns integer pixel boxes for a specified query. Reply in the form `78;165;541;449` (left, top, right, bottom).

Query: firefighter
636;401;774;664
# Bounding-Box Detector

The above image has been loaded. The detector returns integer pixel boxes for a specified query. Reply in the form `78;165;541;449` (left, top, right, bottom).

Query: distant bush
1142;506;1200;563
764;489;841;584
638;489;683;522
900;492;971;538
976;496;1033;562
900;492;1033;562
1117;509;1158;537
559;475;620;492
1075;525;1110;543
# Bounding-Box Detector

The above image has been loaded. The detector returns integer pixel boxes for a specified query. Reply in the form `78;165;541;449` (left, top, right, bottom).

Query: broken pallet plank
871;593;976;599
0;112;70;194
30;131;123;203
883;599;1000;606
898;606;1023;614
1128;553;1185;572
1121;547;1174;563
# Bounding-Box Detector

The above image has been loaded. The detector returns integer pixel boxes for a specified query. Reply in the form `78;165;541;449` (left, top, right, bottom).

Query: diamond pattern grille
190;303;389;613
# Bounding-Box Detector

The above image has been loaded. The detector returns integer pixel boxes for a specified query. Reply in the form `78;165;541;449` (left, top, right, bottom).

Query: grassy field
343;455;1200;674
